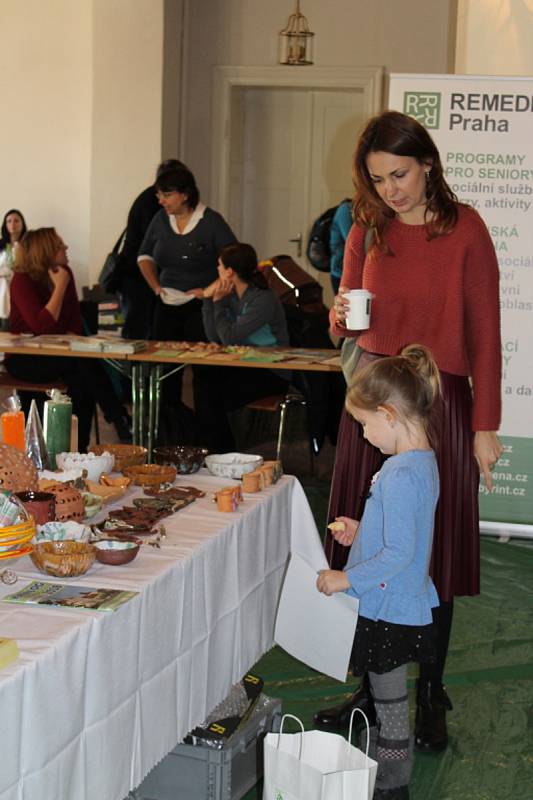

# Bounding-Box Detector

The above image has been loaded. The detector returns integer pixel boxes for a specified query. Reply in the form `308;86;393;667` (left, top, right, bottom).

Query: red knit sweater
9;267;83;336
330;205;501;431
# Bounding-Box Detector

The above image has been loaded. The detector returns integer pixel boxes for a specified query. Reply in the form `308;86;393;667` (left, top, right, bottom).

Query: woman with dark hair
137;166;236;423
0;209;27;329
192;242;290;453
314;111;502;756
7;228;131;451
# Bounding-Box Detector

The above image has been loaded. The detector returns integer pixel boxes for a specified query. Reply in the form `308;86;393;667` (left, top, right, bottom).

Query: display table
0;472;317;800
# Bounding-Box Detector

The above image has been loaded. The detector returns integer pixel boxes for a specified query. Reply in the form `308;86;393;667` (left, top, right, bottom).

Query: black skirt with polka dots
350;616;437;676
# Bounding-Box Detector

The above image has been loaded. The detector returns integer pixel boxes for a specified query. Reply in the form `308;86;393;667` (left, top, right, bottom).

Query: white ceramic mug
345;289;373;330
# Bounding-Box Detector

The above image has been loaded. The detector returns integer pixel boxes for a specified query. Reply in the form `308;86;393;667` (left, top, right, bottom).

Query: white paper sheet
274;551;358;682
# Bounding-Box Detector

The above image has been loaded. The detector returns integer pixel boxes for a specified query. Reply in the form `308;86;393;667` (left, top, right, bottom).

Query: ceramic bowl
55;451;115;482
30;540;96;577
94;539;140;566
153;445;209;475
204;452;263;480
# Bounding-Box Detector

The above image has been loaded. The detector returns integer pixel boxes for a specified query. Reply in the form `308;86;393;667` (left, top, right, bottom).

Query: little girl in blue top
317;344;441;800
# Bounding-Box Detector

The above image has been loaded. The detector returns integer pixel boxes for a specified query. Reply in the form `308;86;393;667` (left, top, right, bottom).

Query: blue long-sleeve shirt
202;286;289;347
345;449;440;625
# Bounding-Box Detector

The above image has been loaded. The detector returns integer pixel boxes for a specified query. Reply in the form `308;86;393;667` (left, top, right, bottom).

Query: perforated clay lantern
46;482;85;523
0;443;39;493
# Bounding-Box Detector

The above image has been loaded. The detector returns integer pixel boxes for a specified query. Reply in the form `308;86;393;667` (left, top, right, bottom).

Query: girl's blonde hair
346;345;441;444
14;227;62;283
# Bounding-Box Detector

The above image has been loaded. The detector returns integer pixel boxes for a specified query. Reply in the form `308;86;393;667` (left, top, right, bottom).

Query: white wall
0;0;93;279
89;0;166;282
0;0;171;288
182;0;456;199
456;0;533;75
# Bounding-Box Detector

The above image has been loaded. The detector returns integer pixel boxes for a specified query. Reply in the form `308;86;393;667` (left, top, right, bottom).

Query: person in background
329;199;352;294
138;165;236;435
192;242;290;453
315;110;502;753
0;209;27;330
318;344;441;800
119;159;186;340
7;228;131;451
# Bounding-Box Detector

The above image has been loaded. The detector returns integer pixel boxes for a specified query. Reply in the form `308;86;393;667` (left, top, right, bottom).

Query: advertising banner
389;74;533;534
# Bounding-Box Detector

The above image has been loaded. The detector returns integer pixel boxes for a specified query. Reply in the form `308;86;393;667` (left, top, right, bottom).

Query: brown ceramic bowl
153;445;209;475
94;539;140;566
30;540;96;577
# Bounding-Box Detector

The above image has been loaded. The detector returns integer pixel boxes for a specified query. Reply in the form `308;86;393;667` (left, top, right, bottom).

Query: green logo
276;792;284;800
403;92;441;129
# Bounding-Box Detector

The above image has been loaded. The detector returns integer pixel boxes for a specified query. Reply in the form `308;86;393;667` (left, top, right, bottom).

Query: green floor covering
242;482;533;800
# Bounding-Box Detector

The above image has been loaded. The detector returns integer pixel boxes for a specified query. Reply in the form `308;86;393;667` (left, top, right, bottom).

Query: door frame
211;65;384;219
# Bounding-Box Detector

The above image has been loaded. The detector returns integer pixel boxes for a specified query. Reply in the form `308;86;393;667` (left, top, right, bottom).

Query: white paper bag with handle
263;710;377;800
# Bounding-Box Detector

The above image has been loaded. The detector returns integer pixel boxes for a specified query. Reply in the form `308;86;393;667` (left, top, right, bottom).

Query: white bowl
204;452;263;480
55;451;115;482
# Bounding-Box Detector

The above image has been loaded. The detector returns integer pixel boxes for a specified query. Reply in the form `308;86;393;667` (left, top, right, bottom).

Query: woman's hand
186;287;205;299
474;431;503;492
316;569;350;596
328;516;359;547
334;286;350;325
48;266;70;292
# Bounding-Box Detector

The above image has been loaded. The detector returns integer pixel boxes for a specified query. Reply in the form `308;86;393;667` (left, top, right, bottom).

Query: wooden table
128;343;342;458
0;338;342;457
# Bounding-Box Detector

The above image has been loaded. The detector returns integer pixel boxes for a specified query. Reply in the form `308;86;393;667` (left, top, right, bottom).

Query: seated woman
192;242;290;453
0;209;27;330
7;228;131;451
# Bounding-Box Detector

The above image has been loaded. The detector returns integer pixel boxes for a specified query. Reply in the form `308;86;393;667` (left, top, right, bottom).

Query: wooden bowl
89;444;147;472
30;540;96;577
123;464;176;488
94;539;140;566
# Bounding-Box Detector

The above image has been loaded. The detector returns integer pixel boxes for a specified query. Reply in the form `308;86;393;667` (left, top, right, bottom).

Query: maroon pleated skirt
325;351;480;601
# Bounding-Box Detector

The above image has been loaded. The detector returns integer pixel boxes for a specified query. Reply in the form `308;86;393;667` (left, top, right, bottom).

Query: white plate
160;287;194;306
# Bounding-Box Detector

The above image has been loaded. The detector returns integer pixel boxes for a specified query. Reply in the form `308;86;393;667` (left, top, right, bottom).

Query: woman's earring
425;171;431;182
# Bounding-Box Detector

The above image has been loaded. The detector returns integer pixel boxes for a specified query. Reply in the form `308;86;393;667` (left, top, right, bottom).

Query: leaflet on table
6;334;80;349
2;580;138;612
69;336;148;354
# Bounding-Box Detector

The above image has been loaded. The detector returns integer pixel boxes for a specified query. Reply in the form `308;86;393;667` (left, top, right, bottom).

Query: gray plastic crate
136;696;281;800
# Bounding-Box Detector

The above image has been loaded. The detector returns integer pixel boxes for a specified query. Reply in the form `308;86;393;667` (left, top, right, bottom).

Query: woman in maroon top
314;112;502;760
7;228;130;451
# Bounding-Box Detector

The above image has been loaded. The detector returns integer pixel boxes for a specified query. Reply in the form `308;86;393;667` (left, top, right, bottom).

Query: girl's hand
48;266;70;291
333;286;350;325
328;516;359;546
213;277;233;302
316;569;350;596
474;431;503;492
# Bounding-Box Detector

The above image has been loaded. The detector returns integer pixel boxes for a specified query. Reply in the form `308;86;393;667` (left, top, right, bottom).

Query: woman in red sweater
7;228;131;451
315;111;502;756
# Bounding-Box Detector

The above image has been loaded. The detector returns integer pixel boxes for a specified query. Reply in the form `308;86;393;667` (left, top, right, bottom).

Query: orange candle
1;410;25;451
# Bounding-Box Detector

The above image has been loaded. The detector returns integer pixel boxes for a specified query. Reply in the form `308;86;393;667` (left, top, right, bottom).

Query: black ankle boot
414;679;452;752
314;676;376;729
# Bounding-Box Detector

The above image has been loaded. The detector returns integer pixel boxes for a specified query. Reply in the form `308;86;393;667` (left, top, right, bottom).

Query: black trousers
152;298;205;406
193;365;290;452
120;275;156;340
6;354;125;452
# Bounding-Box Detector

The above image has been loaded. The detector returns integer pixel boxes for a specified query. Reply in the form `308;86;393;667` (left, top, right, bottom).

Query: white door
230;86;366;307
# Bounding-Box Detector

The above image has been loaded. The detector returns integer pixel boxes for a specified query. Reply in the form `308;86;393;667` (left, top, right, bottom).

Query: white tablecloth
0;472;318;800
